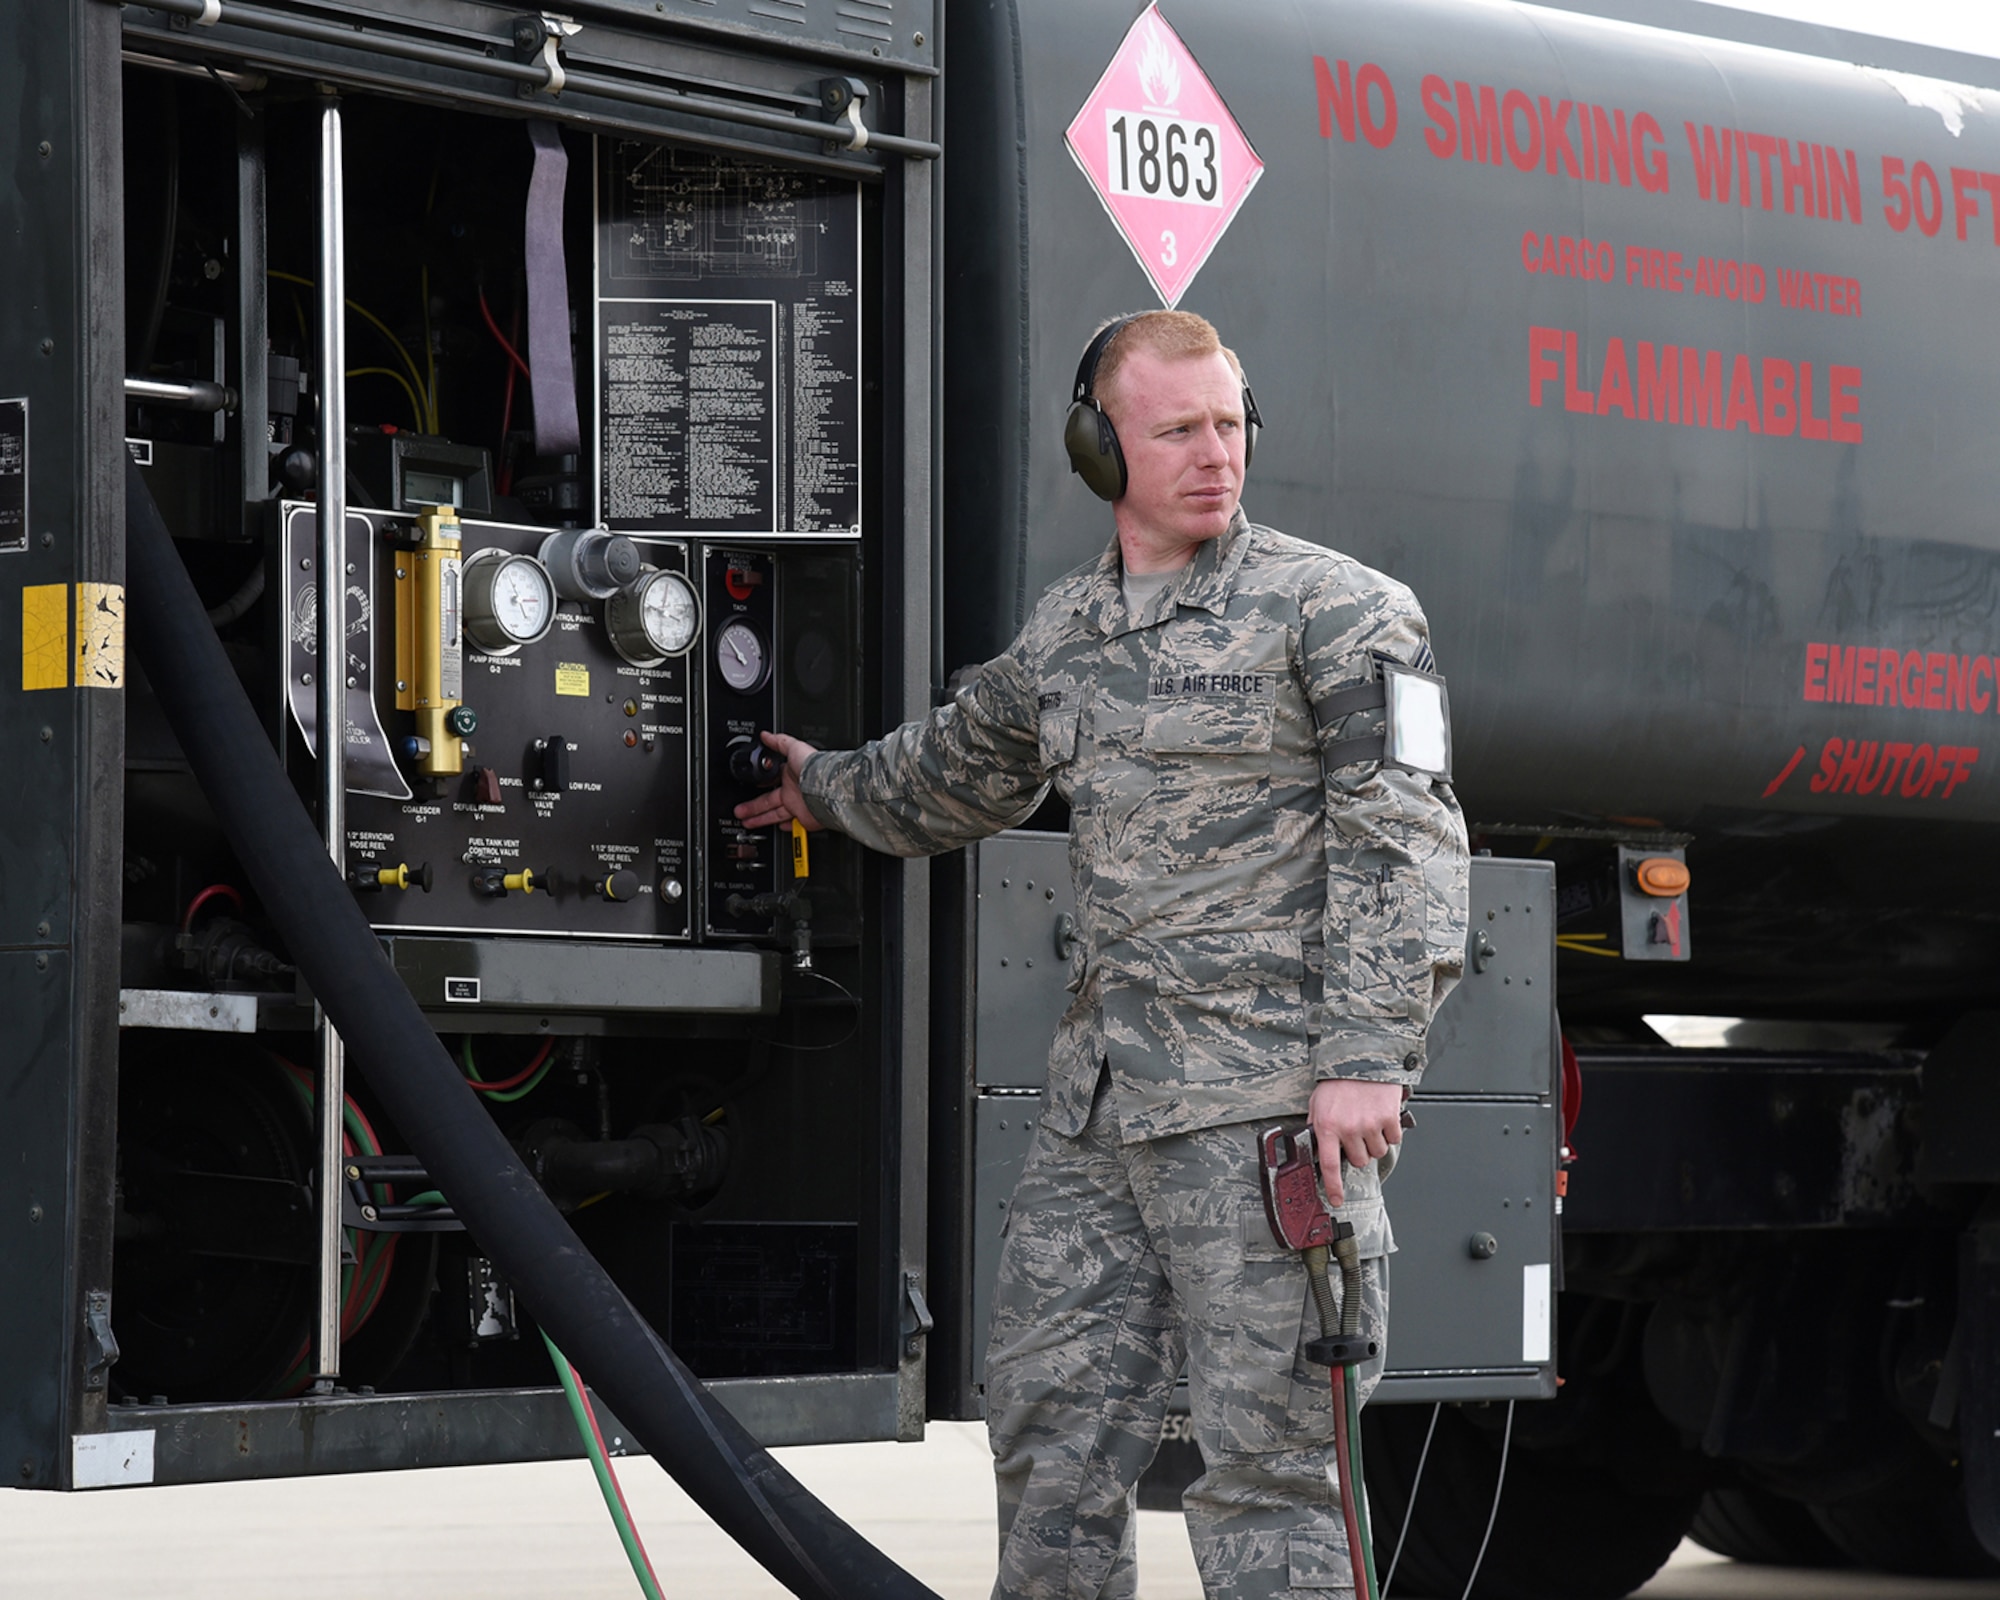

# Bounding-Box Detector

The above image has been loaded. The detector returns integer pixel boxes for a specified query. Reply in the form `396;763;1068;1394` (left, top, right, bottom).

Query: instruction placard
596;146;861;539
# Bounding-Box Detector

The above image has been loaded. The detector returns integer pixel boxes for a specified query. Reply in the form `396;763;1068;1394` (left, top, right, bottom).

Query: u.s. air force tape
1323;663;1453;781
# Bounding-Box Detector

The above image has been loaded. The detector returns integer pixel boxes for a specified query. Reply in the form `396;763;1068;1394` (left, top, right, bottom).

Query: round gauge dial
462;549;557;656
715;619;770;694
605;568;699;667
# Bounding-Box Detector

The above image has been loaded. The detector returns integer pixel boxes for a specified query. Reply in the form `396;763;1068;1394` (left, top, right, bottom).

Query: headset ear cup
1064;399;1126;501
1241;385;1260;469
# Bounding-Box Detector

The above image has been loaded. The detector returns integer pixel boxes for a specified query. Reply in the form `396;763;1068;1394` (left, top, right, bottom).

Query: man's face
1103;347;1247;563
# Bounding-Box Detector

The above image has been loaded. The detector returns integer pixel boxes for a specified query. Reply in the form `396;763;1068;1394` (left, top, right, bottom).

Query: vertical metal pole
312;94;348;1385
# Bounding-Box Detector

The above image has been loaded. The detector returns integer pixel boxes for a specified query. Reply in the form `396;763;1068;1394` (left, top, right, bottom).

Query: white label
444;976;480;1004
72;1430;155;1489
1386;669;1451;776
1522;1263;1553;1363
1102;111;1225;206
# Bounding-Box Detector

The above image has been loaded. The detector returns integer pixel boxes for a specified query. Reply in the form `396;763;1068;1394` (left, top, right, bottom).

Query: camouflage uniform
802;512;1469;1599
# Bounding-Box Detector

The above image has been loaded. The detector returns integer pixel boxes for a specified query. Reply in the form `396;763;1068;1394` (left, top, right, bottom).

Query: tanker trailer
939;0;2000;1591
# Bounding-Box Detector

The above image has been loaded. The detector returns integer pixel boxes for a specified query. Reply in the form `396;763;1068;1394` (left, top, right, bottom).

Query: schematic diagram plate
595;143;862;540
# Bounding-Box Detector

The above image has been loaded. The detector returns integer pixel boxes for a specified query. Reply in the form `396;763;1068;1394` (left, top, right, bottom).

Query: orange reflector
1635;857;1690;898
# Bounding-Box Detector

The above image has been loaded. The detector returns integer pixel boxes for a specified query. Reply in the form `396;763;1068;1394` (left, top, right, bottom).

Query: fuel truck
1;1;1995;1597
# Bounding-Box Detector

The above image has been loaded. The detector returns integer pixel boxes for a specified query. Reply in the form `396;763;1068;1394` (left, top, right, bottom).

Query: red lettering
1829;365;1863;443
1925;651;1948;711
1592;105;1631;186
1779;137;1814;215
1799;361;1830;440
1948;654;1973;712
1597;338;1634;418
1502;89;1540;172
1913;162;1944;236
1539;97;1580;178
1746;131;1779;209
1829;147;1861;223
1927;746;1959;797
1457;81;1504;165
1855;646;1878;703
1421;74;1456;159
1883;155;1911;231
1974;656;1994;714
1803;642;1827;701
1564;330;1594;412
1358;65;1397;147
1761;358;1796;436
1809;735;1842;793
1902;649;1926;707
1722;354;1761;432
1827;644;1857;703
1635;342;1678;421
1876;741;1912;793
1314;57;1358;142
1835;738;1873;794
1953;166;1986;241
1686;123;1734;202
1683;348;1723;427
1943;747;1980;798
1528;325;1562;406
1634;113;1668;193
1902;743;1936;798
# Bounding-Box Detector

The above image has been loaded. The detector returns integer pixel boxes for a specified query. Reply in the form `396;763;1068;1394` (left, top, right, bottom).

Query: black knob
728;736;784;789
596;869;641;903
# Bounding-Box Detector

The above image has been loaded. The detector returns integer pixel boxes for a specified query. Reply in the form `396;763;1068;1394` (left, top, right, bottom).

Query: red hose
180;882;244;935
465;1034;556;1093
1330;1365;1372;1600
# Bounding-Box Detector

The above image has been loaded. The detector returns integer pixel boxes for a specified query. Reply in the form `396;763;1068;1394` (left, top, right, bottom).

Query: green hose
544;1329;666;1600
1345;1372;1380;1600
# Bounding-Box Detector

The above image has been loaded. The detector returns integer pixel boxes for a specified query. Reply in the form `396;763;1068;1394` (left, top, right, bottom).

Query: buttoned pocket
1038;709;1079;774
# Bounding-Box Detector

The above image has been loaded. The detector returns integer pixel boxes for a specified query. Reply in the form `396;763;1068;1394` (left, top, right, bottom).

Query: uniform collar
1080;507;1253;637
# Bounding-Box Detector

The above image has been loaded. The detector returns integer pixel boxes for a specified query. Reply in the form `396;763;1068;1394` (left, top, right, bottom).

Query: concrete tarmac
3;1420;1997;1599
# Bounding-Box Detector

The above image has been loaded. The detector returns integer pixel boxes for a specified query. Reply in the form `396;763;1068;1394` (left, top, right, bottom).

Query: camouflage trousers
986;1070;1389;1600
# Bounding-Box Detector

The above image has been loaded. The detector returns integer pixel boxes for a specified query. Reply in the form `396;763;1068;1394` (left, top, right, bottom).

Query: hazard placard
1065;4;1264;308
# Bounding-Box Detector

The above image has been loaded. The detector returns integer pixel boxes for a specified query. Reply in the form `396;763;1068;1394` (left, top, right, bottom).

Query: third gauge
606;568;699;667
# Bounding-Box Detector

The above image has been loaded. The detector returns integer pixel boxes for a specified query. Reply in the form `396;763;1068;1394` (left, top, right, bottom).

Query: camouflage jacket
801;513;1470;1142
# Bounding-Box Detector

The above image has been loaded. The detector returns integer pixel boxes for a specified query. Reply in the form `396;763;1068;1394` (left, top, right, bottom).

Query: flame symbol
1137;18;1182;110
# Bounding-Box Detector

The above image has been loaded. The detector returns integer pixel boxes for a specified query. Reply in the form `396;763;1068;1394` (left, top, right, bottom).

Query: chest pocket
1141;696;1275;755
1140;690;1276;868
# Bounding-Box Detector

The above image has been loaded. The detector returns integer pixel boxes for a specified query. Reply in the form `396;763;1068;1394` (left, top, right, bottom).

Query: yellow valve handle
790;819;810;879
376;864;410;890
503;868;538;895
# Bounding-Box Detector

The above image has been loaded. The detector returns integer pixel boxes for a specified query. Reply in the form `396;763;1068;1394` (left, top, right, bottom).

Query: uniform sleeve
797;641;1049;858
1299;573;1471;1089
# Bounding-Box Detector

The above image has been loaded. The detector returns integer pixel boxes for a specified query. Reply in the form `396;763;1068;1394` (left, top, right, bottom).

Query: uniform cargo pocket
1212;1203;1337;1453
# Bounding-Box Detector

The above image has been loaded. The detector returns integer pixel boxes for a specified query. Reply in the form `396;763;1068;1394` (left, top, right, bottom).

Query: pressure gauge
461;549;557;656
605;568;699;667
715;619;770;694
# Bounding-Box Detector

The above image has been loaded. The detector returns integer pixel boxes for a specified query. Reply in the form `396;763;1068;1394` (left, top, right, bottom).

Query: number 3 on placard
1160;229;1177;267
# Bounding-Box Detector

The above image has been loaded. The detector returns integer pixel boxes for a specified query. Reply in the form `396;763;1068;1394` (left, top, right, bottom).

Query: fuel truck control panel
279;506;859;944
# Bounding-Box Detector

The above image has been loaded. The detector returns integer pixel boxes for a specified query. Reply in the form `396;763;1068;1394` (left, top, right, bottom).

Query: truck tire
1809;1470;2000;1578
1689;1487;1848;1568
1364;1401;1697;1599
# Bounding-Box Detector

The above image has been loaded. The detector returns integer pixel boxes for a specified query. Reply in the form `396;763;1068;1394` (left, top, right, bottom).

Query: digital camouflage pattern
803;511;1465;1598
802;511;1472;1139
985;1080;1391;1599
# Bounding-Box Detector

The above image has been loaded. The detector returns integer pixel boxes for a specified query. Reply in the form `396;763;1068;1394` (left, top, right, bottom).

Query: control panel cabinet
0;0;936;1491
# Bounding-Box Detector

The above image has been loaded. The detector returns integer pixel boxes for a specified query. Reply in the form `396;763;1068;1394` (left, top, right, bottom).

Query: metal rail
311;94;348;1385
124;0;941;159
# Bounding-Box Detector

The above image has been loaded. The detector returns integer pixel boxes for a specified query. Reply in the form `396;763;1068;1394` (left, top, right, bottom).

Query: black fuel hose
124;461;939;1600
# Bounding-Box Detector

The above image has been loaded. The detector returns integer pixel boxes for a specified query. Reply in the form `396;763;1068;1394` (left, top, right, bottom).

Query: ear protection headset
1062;315;1263;501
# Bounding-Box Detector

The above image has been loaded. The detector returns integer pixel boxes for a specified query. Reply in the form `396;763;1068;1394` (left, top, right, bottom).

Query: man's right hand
732;731;824;832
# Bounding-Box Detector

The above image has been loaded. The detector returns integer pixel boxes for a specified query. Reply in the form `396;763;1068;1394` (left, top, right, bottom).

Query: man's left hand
1309;1078;1406;1206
